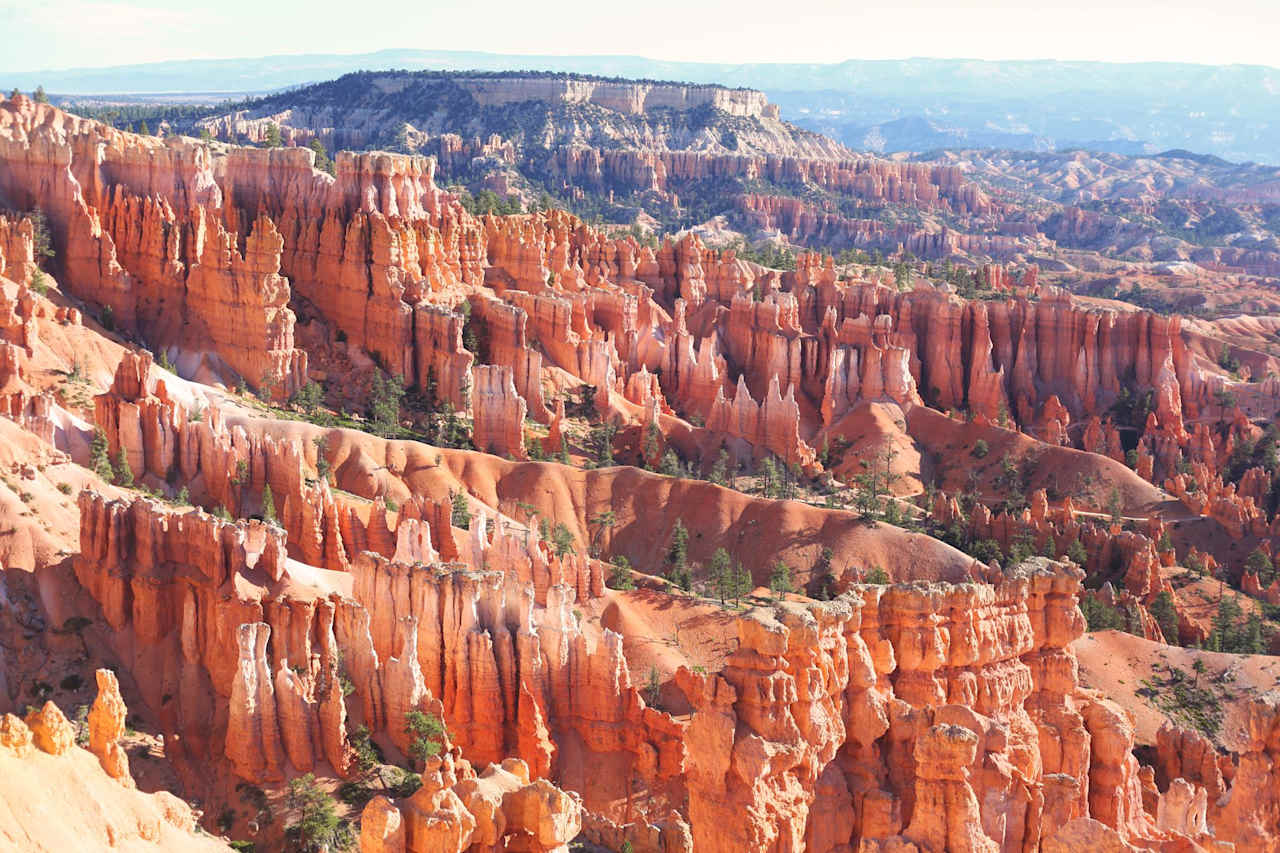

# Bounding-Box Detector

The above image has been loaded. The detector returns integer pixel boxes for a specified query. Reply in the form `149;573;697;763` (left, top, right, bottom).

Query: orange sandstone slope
1;94;1280;851
0;672;229;852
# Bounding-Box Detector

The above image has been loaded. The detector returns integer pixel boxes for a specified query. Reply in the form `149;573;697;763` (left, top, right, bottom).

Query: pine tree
368;369;405;437
768;561;794;597
607;555;635;591
666;520;690;589
1107;487;1123;524
550;522;575;558
262;122;282;148
308;138;334;175
138;119;150;136
708;448;730;486
759;456;779;498
262;484;277;524
90;428;113;482
404;710;446;766
641;420;661;468
731;562;753;603
450;490;472;528
113;448;133;487
1148;590;1178;645
284;773;344;851
709;548;733;604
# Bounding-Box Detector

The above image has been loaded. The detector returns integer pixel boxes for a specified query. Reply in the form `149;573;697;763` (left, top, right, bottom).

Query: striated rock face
14;94;1280;853
0;98;307;395
6;99;1230;485
1156;692;1280;851
676;557;1160;852
471;365;527;458
64;475;1280;850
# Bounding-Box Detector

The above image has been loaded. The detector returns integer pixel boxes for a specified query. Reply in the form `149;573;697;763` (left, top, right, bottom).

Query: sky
3;0;1278;72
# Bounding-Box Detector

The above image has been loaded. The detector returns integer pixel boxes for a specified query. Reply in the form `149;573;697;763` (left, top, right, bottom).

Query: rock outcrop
88;668;134;787
0;700;226;851
359;755;582;853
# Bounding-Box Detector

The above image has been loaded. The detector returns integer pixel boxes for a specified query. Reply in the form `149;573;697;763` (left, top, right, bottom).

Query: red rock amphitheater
2;93;1280;852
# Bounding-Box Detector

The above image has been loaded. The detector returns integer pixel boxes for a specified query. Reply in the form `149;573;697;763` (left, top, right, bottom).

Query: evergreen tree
709;547;734;604
1107;488;1124;525
641;420;661;468
1245;547;1275;585
664;519;692;590
644;667;662;708
284;773;348;852
707;448;730;486
768;561;794;597
404;710;446;765
28;207;54;262
368;369;405;437
731;562;753;603
289;379;324;416
308;138;334;174
759;456;779;498
812;547;835;599
138;119;150;135
450;490;472;528
262;122;282;148
89;428;113;482
607;555;635;591
33;85;48;103
261;484;277;524
1149;590;1178;644
113;448;133;488
549;522;576;558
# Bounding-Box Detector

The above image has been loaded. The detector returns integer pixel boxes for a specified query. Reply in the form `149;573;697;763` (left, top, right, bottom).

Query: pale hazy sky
3;0;1277;72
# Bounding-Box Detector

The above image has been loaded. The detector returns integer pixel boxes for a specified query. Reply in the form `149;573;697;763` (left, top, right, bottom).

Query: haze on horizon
3;0;1278;74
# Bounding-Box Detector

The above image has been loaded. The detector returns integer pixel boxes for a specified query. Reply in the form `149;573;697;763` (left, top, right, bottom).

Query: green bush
284;773;351;852
607;555;635;591
405;710;446;765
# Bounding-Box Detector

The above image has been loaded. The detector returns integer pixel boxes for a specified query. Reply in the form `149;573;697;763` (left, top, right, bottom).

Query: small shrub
863;566;890;585
971;439;989;459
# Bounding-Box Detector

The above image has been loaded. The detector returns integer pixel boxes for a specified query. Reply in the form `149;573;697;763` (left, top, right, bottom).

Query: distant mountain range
5;49;1279;164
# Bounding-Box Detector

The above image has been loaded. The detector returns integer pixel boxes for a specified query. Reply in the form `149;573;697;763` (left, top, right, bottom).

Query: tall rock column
88;668;134;788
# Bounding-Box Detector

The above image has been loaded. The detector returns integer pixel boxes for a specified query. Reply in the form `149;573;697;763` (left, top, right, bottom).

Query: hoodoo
1;34;1279;853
